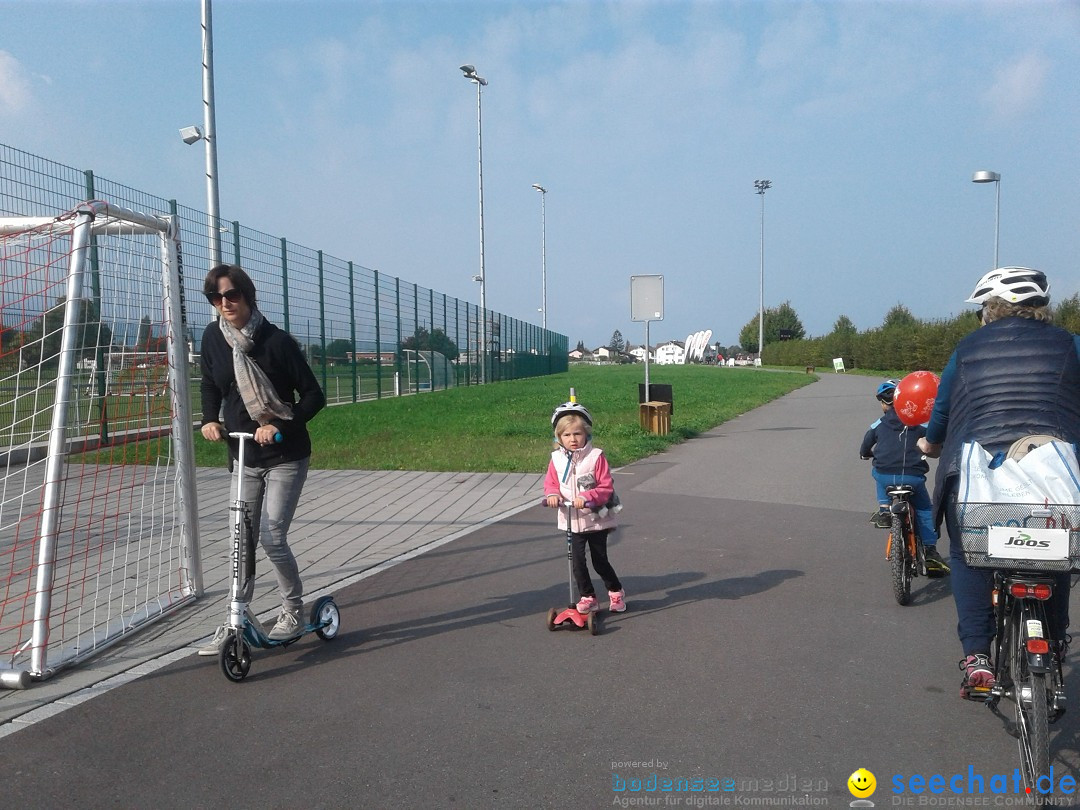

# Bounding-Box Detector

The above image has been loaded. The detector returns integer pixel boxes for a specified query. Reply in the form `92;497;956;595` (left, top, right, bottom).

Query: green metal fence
0;143;568;408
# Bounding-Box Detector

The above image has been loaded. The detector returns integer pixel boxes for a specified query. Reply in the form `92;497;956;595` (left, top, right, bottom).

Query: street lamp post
972;170;1001;269
179;0;222;267
754;179;771;365
460;64;488;384
532;183;547;330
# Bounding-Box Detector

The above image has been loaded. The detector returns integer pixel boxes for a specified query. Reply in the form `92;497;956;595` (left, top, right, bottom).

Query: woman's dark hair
203;264;257;307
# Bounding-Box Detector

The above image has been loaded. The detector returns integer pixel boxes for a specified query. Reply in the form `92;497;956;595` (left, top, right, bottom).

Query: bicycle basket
957;500;1080;572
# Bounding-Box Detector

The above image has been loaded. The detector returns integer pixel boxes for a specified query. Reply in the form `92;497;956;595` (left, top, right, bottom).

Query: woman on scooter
198;264;325;655
543;401;626;613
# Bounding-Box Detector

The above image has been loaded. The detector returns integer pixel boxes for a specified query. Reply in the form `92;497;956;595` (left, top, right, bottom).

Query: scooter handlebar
228;431;283;443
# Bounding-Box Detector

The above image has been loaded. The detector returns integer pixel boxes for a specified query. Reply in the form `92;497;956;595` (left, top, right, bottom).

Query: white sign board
832;357;846;373
630;275;664;322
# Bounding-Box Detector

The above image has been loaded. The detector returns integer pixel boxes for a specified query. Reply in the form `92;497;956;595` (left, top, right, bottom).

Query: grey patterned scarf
218;307;294;425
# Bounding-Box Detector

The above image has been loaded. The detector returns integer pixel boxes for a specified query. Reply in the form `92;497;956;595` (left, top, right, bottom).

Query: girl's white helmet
551;401;592;429
965;266;1050;307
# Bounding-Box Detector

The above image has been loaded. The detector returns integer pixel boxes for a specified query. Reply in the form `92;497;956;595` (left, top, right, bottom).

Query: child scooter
545;500;599;636
217;431;341;682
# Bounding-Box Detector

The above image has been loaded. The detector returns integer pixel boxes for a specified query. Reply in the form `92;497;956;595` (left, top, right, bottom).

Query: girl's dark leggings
571;529;622;597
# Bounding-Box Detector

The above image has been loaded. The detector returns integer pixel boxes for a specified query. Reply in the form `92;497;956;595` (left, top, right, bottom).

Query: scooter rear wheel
312;596;341;641
587;612;598;636
220;634;251;682
546;607;558;631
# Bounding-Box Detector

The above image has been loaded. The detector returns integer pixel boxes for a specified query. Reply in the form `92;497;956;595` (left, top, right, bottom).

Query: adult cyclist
917;267;1080;699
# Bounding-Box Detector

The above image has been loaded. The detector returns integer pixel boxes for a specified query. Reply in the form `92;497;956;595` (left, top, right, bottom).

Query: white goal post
0;201;202;688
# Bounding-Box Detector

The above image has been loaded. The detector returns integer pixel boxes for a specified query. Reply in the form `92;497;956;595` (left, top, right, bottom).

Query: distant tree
832;315;857;335
737;301;806;353
575;339;586;353
882;304;918;330
608;330;625;353
136;315;152;347
400;326;460;362
1054;293;1080;335
20;296;113;368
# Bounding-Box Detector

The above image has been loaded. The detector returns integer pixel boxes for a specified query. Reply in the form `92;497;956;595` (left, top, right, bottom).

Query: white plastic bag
958;439;1080;506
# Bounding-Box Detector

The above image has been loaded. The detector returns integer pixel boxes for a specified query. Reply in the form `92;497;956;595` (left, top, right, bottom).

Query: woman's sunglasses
205;288;244;305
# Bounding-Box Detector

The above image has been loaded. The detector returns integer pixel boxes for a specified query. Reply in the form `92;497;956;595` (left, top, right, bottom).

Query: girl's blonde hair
982;295;1053;324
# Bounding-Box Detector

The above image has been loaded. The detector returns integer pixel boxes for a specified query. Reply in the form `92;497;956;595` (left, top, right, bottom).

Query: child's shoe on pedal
924;546;951;576
608;590;626;613
959;653;995;699
576;594;598;614
870;509;891;529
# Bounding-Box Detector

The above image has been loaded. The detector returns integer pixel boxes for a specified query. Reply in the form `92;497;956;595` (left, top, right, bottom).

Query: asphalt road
2;372;1077;809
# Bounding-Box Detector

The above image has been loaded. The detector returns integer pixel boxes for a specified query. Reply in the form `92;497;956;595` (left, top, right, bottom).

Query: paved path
0;467;543;727
2;372;1078;809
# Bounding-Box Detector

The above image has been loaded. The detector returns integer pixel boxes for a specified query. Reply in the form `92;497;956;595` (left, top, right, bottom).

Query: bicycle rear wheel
889;514;912;606
1009;609;1050;793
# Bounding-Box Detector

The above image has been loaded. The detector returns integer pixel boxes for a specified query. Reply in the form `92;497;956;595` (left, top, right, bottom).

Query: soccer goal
0;201;202;688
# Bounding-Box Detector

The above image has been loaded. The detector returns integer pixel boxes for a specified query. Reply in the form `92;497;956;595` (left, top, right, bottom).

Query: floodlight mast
754;179;771;366
532;184;547;330
460;64;488;383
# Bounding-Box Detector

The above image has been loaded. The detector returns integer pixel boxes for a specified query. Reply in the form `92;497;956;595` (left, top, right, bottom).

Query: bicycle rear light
1009;582;1053;600
1026;638;1050;655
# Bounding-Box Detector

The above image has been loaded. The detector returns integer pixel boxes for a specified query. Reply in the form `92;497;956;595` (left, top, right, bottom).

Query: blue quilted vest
932;317;1080;526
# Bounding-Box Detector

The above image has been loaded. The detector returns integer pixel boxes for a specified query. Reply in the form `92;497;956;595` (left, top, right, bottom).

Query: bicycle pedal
961;685;994;702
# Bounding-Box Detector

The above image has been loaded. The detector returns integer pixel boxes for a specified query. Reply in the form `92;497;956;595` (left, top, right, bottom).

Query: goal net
0;201;201;688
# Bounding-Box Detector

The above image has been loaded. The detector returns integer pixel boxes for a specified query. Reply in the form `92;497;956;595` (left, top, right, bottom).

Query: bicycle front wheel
1010;609;1050;793
889;514;912;606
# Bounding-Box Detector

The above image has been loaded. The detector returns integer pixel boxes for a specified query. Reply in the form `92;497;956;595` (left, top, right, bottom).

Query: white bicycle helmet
551;401;592;429
965;266;1050;307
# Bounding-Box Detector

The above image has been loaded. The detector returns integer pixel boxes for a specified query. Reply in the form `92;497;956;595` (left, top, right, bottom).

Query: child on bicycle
860;379;949;575
543;400;625;613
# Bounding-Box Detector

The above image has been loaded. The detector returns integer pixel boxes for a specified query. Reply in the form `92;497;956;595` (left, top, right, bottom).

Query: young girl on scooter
543;401;625;613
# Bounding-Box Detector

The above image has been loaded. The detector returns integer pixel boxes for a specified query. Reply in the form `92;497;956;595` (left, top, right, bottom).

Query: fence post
231;221;241;265
394;278;402;396
83;170;110;443
349;261;357;402
318;250;327;395
280;237;290;333
374;269;382;399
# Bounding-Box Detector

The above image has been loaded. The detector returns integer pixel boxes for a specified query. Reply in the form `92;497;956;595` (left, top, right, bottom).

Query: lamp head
972;170;1001;183
532;183;546;193
459;64;487;85
180;125;204;145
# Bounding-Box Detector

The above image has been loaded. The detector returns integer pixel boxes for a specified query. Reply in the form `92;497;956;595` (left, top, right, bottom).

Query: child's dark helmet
551;402;592;429
875;379;898;405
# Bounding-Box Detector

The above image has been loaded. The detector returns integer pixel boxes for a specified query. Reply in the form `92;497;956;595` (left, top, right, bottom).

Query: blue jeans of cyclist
943;490;1071;657
871;470;939;546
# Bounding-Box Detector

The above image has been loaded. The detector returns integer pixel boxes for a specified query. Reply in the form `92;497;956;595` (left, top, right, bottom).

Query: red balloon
894;371;940;426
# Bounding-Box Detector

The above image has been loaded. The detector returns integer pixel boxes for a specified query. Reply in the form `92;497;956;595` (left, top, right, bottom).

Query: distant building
654;341;685;365
627;344;652;363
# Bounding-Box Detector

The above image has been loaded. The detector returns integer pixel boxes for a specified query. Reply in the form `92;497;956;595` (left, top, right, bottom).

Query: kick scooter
218;431;341;682
545;500;599;636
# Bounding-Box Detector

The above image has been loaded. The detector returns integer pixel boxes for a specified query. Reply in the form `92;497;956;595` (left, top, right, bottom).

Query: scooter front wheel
312;596;341;641
220;634;251;682
546;607;558;631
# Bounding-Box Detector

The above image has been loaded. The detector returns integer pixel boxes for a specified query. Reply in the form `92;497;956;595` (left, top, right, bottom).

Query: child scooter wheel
587;612;598;636
311;595;341;641
546;607;558;631
220;634;251;682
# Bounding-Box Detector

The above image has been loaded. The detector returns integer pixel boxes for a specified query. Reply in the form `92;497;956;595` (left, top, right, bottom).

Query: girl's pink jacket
544;442;618;533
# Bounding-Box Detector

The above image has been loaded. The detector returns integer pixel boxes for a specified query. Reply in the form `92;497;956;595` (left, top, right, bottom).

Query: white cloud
0;50;33;113
982;51;1049;122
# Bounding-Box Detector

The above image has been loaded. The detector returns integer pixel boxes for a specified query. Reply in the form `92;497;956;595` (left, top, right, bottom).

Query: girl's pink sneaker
576;594;598;614
608;590;626;612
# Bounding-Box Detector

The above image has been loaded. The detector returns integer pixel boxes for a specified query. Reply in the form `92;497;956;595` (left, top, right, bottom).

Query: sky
2;0;1079;350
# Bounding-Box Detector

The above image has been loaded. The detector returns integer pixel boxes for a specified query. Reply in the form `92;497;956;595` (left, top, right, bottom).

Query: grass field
191;364;815;472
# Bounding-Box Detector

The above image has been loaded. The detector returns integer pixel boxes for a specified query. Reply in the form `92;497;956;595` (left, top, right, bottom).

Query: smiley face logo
848;768;876;798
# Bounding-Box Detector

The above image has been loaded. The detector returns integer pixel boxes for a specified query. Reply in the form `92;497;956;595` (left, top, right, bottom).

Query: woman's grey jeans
238;456;309;612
